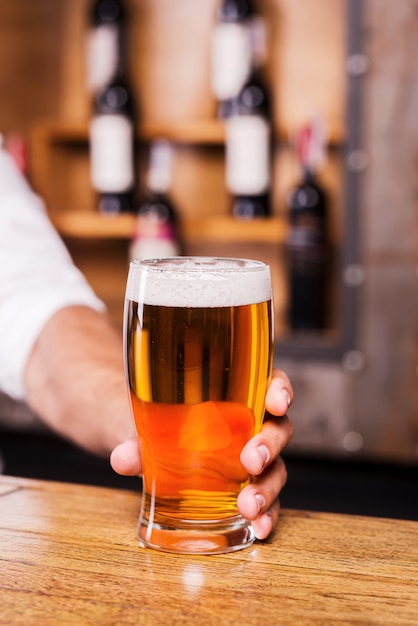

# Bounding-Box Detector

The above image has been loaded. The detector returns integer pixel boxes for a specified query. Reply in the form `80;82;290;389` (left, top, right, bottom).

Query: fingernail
255;493;265;514
282;389;291;408
257;444;270;467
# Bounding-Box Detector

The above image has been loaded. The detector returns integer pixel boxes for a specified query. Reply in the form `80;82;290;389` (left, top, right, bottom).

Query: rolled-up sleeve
0;149;105;400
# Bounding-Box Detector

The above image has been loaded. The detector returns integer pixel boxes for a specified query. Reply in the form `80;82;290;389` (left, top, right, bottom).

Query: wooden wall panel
267;0;347;140
0;1;64;135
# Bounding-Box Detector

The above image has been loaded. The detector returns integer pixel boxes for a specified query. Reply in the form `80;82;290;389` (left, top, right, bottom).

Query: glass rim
129;256;269;273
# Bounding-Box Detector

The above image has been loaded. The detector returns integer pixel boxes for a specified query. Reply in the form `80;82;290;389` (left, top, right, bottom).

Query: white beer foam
126;257;272;307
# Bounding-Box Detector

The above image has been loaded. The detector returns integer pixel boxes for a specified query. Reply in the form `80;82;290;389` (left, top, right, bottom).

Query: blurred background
0;0;417;519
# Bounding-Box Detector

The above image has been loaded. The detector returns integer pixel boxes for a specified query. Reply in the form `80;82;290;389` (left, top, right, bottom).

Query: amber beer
124;257;273;554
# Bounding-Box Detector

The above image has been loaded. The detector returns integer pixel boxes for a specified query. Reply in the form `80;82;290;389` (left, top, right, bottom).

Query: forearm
24;306;133;457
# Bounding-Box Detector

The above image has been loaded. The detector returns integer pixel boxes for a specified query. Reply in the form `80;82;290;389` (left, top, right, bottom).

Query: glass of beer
123;257;273;554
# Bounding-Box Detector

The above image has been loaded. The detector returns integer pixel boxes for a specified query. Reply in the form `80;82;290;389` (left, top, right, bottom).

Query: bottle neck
301;165;316;183
228;15;270;118
229;70;270;118
94;62;133;116
92;0;124;27
218;0;255;23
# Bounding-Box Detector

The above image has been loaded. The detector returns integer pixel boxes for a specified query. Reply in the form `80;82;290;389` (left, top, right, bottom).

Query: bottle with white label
210;0;254;119
129;141;181;261
87;0;135;214
89;66;136;214
86;0;125;95
225;16;272;219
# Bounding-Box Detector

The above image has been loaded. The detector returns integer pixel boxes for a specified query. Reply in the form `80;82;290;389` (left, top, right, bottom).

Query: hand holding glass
124;257;273;554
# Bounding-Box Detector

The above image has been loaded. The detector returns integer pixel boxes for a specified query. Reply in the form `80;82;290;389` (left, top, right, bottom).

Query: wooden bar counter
0;475;416;625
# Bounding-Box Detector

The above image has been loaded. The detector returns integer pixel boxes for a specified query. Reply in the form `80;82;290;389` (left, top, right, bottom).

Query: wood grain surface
0;475;417;625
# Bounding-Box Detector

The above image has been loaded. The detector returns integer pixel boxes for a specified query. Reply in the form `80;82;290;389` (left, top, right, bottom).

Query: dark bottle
225;17;272;219
86;0;126;95
129;141;181;261
286;119;330;330
89;67;136;214
87;0;135;215
210;0;255;119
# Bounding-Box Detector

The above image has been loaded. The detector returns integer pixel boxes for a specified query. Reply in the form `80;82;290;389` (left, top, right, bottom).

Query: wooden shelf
32;118;345;149
33;119;226;146
183;215;287;244
51;211;287;244
141;119;225;145
50;212;136;239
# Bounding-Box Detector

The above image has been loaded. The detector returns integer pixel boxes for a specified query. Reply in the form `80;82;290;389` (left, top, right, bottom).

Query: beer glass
123;257;273;554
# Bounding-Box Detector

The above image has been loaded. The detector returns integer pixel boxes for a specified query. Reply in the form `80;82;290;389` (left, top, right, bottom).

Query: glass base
137;514;255;555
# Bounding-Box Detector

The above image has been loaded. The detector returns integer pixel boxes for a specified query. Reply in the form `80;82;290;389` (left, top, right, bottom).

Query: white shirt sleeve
0;148;106;401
